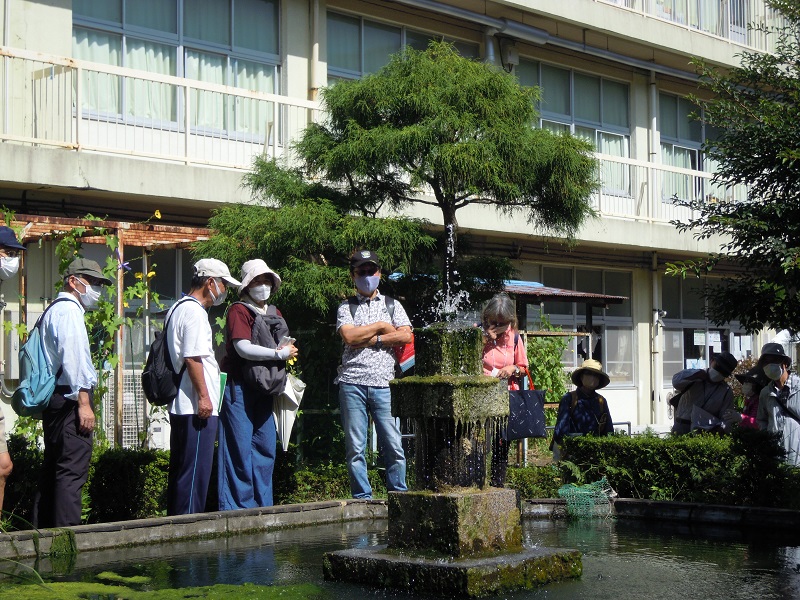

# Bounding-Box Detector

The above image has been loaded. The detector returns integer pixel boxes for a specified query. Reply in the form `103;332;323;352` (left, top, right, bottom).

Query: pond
12;517;800;599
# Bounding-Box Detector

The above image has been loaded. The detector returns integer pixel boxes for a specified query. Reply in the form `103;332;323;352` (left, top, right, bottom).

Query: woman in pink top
481;293;529;486
734;366;767;429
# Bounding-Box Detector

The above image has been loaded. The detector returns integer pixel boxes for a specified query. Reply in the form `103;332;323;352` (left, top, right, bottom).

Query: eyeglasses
355;266;379;276
0;249;20;258
489;321;509;328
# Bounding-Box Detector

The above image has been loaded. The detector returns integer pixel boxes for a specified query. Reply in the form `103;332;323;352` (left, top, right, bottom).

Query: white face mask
210;279;227;306
741;383;756;397
581;374;601;390
77;278;102;310
764;363;784;382
708;367;726;383
0;256;20;280
248;284;271;303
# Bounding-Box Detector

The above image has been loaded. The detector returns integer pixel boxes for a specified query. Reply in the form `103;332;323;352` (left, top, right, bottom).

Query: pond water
33;517;800;599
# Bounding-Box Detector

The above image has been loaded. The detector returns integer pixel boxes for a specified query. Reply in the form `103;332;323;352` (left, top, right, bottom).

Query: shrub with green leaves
506;465;562;499
88;448;169;522
559;428;800;508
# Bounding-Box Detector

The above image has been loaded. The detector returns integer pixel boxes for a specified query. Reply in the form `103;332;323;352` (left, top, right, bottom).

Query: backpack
347;295;415;376
141;297;194;406
11;298;71;417
236;302;290;396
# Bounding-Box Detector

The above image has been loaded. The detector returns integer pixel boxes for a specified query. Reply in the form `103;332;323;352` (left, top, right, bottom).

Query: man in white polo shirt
165;258;240;515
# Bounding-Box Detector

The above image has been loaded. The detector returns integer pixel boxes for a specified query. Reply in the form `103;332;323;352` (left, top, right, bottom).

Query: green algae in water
0;582;328;599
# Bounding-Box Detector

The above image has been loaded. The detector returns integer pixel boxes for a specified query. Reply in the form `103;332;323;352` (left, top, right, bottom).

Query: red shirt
221;303;283;382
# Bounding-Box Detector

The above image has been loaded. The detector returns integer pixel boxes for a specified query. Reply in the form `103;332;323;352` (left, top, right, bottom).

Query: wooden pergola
12;214;212;447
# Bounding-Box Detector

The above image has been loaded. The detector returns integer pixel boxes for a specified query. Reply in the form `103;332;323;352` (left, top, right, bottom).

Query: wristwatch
375;335;383;349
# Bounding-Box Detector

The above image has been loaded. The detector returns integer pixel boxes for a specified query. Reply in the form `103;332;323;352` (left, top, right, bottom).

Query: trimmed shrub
506;464;562;499
88;448;169;522
560;428;800;508
4;433;43;528
275;461;386;504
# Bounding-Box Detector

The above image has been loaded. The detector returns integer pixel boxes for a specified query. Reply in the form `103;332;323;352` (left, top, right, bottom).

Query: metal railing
597;0;786;53
1;45;749;225
1;46;321;170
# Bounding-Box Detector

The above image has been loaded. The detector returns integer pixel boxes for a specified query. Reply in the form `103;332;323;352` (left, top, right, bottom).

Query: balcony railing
1;46;321;170
597;0;786;53
1;45;748;226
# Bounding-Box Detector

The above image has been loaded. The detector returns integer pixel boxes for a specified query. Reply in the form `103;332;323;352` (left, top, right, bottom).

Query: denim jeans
339;383;407;499
217;379;276;510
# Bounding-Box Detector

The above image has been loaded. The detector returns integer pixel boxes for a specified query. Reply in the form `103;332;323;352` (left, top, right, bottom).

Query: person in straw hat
552;359;613;457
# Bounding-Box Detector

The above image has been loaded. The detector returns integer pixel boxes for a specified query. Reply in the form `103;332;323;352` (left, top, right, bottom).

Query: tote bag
506;367;547;440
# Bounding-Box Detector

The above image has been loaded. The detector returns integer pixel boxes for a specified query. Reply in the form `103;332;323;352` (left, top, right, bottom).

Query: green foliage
3;433;43;529
88;448;170;523
525;315;569;401
506;464;562;499
559;428;800;508
289;41;598;299
670;4;800;331
274;461;386;504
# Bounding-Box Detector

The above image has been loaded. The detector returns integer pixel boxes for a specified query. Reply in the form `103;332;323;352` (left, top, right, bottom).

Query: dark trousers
167;413;218;516
37;392;93;528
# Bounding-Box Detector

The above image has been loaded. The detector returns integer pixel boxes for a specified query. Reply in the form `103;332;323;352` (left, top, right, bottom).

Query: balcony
597;0;786;53
1;45;746;228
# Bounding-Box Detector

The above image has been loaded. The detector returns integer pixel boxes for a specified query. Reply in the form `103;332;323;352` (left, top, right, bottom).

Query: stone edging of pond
3;497;798;562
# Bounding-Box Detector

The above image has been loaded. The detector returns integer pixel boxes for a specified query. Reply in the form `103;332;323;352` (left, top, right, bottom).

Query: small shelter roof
503;280;627;307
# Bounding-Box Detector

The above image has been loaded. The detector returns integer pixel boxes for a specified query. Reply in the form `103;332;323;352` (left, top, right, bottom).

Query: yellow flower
288;357;297;366
154;210;162;219
135;272;143;280
147;271;156;278
123;301;129;308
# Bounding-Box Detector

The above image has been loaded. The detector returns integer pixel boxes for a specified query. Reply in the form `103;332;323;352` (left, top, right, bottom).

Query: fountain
323;325;581;597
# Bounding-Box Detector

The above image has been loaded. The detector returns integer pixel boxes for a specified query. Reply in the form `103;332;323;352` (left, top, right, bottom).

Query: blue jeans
339;383;407;499
217;379;276;510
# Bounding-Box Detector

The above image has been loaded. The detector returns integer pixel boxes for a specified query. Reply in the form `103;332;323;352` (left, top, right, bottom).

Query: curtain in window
126;39;176;121
235;59;275;139
327;13;360;73
363;21;401;75
235;0;278;54
74;0;121;23
73;27;121;114
541;65;570;117
606;327;633;384
184;0;230;45
126;0;177;33
186;50;225;130
602;80;628;128
661;144;696;201
600;132;629;195
574;74;600;123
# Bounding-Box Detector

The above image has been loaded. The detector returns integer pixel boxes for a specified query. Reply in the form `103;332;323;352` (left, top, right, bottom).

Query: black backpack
141;298;193;406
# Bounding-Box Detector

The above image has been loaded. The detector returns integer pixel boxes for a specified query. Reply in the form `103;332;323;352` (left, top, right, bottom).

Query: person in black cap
671;351;738;434
35;257;112;527
756;343;800;465
0;225;25;512
334;250;412;499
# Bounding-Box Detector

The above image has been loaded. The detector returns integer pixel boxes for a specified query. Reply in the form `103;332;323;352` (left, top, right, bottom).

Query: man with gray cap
165;258;240;515
756;343;800;465
36;257;112;527
335;250;412;499
671;351;738;435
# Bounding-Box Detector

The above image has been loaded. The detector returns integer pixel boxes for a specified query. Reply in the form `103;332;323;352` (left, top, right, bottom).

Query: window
326;11;478;81
518;59;631;195
73;0;279;135
660;275;752;383
659;92;708;202
539;266;634;386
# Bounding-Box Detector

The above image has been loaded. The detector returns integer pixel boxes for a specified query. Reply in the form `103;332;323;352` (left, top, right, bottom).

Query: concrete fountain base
322;545;582;598
323;489;582;597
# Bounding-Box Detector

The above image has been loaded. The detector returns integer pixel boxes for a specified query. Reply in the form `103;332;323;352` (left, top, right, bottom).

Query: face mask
210;279;227;306
77;278;101;310
248;284;271;303
0;256;20;280
355;274;380;295
764;363;784;381
708;367;726;383
741;383;756;397
581;374;601;389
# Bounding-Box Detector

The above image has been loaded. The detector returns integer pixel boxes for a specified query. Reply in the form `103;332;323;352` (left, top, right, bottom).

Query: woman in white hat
217;259;298;510
552;359;613;455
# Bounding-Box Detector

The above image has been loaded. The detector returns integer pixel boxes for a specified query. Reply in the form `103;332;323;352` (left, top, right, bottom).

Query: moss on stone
0;582;326;599
415;325;484;377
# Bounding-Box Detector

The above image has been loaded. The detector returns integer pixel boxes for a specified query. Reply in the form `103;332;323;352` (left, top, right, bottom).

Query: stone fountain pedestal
323;325;581;597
